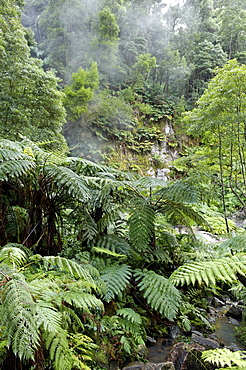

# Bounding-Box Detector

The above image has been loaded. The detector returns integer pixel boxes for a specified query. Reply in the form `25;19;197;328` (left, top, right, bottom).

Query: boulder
228;317;240;326
122;361;144;370
191;334;219;349
211;297;224;308
226;305;243;319
122;362;175;370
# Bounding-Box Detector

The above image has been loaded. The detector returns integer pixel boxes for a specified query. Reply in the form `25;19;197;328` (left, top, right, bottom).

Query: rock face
191;334;220;349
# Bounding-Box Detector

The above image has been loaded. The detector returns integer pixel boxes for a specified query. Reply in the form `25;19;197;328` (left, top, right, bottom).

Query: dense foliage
2;0;246;369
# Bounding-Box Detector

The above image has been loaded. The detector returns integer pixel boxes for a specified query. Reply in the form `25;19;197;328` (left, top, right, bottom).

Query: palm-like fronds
39;255;94;282
44;165;91;201
202;348;246;369
154;181;200;204
116;308;142;324
128;199;155;250
1;274;40;361
100;263;132;302
170;254;246;286
0;245;27;267
44;329;73;370
135;269;181;321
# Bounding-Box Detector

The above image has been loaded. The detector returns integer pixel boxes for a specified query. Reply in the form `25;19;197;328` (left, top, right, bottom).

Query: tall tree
0;0;67;152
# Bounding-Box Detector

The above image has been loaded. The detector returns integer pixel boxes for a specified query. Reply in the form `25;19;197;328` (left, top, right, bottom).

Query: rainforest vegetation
2;0;246;369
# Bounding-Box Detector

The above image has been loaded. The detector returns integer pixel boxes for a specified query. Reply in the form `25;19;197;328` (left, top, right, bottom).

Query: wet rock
147;336;157;345
122;361;144;370
166;342;188;370
109;360;120;370
228;317;240;325
166;343;211;370
191;334;219;349
142;363;175;370
212;297;224;308
123;362;175;370
169;325;182;340
191;330;203;337
226;305;243;319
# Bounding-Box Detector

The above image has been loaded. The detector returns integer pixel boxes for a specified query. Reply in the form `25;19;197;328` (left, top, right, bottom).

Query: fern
0;275;40;360
135;269;181;320
44;164;91;201
218;235;246;254
44;329;73;370
154;181;200;204
201;348;246;369
0;245;27;268
116;308;142;325
128;199;155;250
94;234;131;256
60;291;104;312
39;255;94;282
170;254;246;287
100;264;132;302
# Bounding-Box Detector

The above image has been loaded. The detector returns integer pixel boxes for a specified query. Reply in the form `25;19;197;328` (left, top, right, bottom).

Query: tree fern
170;254;246;287
154;181;200;204
202;348;246;369
135;269;181;320
44;165;91;201
128;199;155;250
100;264;132;302
60;291;104;312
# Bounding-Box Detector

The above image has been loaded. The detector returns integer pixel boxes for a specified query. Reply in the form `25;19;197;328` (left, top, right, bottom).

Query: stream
146;305;246;367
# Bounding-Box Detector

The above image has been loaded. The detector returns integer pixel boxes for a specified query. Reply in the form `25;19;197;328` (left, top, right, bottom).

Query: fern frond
133;176;166;190
218;235;246;254
60;291;104;312
1;276;40;360
94;235;131;256
35;301;62;332
92;246;126;259
43;329;73;370
100;264;132;302
44;165;91;201
135;269;181;320
154;181;200;204
0;158;34;181
116;308;142;324
170;254;246;287
0;246;27;268
157;199;209;229
201;349;246;368
128;200;155;250
41;256;94;282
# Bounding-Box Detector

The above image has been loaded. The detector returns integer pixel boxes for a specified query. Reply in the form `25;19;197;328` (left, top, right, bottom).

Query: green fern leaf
135;269;181;320
41;256;94;282
170;254;246;287
116;308;142;324
44;165;91;201
202;348;246;368
0;246;27;268
1;276;40;360
60;291;104;312
154;181;200;204
100;264;132;302
44;329;72;370
94;235;131;256
129;200;155;250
